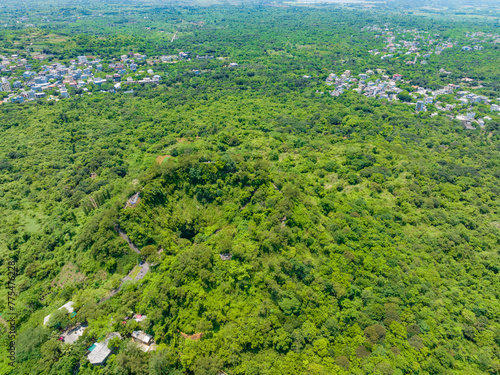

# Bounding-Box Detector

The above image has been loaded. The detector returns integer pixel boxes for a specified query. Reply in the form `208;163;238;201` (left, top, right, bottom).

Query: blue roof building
11;96;24;104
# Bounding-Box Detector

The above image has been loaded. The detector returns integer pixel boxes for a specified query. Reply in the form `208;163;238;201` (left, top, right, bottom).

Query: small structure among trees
219;253;232;260
132;330;153;345
87;332;122;365
125;192;140;208
43;301;75;327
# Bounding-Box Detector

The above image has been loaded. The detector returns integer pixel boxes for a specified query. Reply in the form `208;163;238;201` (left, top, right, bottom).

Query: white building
1;78;11;92
43;301;75;325
132;331;153;345
87;332;121;365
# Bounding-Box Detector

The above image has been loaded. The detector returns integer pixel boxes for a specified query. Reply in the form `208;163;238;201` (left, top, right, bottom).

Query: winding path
99;226;149;304
115;224;140;254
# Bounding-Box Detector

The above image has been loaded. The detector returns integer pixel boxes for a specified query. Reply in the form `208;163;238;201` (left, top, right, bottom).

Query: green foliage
108;337;122;350
47;308;70;330
113;343;149;375
15;326;48;363
397;91;412;102
1;3;500;375
149;348;180;375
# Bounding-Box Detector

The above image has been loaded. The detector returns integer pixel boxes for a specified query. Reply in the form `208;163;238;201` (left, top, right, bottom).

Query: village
363;24;500;61
42;300;156;366
38;213;158;367
2;21;499;133
0;52;164;103
0;49;238;104
3;0;500;372
320;25;500;130
322;68;499;130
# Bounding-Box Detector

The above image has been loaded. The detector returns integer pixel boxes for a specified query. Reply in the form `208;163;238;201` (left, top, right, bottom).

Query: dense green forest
1;3;500;375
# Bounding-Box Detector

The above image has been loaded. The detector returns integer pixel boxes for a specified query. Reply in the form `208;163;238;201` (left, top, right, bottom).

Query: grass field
128;265;141;280
155;154;171;164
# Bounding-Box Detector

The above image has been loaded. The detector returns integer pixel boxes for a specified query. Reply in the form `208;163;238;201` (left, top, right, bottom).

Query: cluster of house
411;84;497;130
325;70;353;96
1;49;239;104
42;302;156;366
464;31;500;47
362;24;491;65
453;111;490;130
0;52;162;104
159;51;215;62
160;52;238;76
322;67;499;130
342;26;500;126
325;69;403;100
461;45;484;51
87;326;155;365
363;25;456;63
1;10;96;28
353;71;404;100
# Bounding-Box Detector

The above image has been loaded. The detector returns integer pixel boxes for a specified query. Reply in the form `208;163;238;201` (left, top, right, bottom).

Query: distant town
319;25;500;130
0;52;162;103
1;23;499;132
0;50;238;104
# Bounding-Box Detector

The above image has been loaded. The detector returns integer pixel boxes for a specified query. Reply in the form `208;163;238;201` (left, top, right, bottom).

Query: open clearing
156;154;171;164
51;263;86;288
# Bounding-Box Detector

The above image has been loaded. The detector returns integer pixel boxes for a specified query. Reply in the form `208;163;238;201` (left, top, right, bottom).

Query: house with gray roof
87;332;121;365
132;331;153;345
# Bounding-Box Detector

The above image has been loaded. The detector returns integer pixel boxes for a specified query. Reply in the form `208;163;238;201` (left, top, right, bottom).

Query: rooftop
87;332;121;365
132;330;153;344
43;301;75;325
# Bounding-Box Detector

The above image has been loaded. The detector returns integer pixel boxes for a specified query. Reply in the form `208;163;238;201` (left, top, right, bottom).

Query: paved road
136;262;149;281
98;226;149;304
114;224;141;254
62;324;87;344
99;262;149;304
